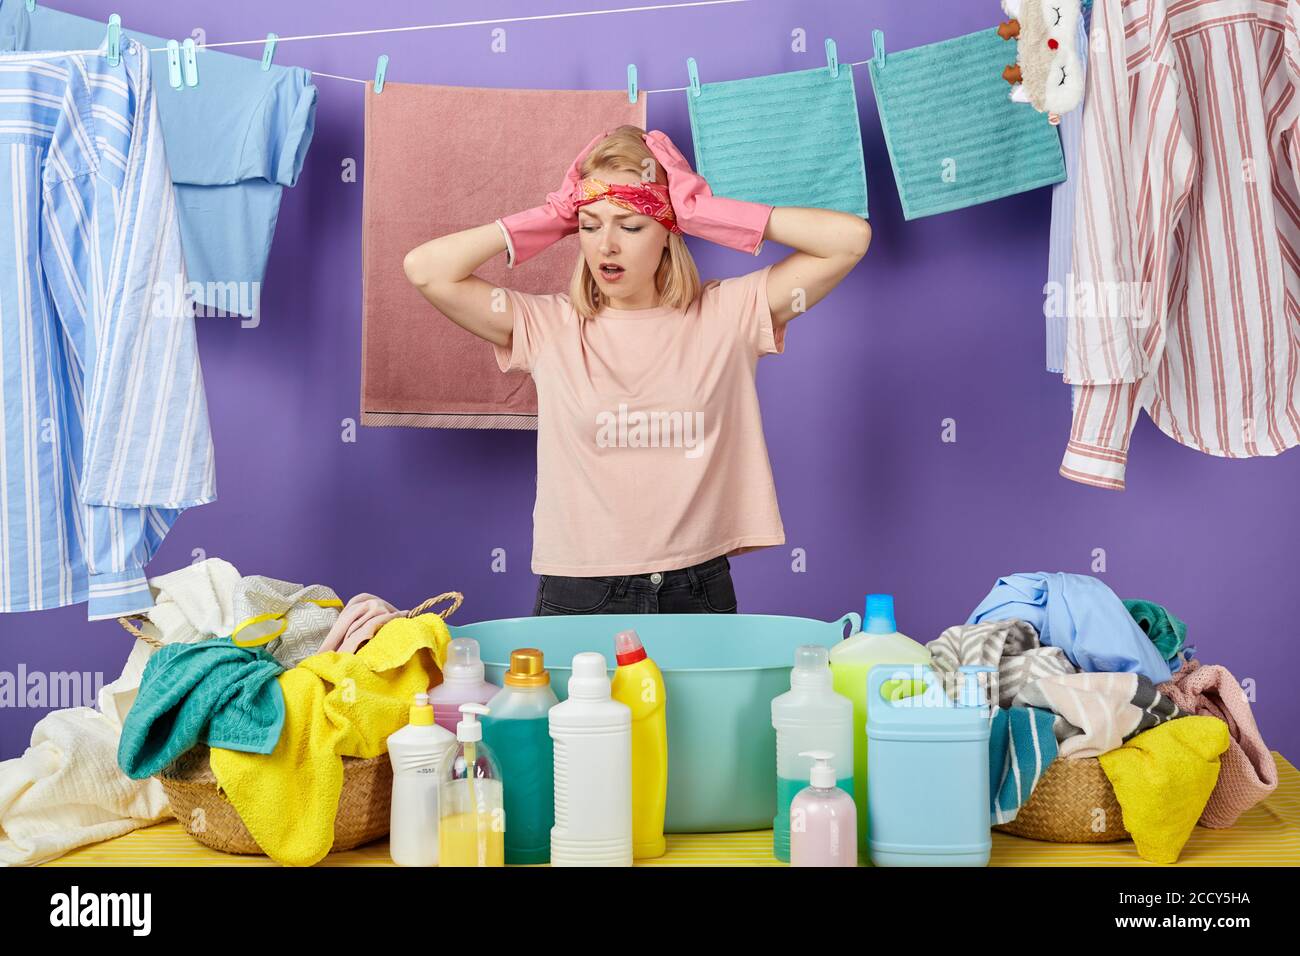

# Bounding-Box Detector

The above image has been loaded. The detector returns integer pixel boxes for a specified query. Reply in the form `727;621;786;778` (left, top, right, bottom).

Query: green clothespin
373;54;389;93
686;56;700;97
166;40;182;89
261;33;278;71
825;38;839;78
106;14;121;66
872;29;886;68
25;1;37;14
181;37;198;88
627;63;638;104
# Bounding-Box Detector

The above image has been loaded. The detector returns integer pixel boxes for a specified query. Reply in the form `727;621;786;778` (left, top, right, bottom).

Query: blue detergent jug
866;663;994;867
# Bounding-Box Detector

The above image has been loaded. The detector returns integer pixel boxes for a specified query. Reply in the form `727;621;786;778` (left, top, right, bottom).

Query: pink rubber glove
642;130;773;255
496;130;610;268
318;593;401;653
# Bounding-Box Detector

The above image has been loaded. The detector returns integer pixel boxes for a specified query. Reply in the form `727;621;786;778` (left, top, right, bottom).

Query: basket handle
406;591;463;621
118;616;165;650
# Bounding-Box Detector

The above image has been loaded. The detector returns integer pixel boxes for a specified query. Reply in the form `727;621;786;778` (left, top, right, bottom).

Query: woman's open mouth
599;262;625;282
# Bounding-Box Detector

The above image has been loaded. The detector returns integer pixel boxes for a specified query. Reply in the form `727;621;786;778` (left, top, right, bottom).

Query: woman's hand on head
642;130;710;216
547;129;615;225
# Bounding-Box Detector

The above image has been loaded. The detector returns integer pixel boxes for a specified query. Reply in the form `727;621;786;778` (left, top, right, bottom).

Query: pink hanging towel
1158;660;1278;828
361;84;646;429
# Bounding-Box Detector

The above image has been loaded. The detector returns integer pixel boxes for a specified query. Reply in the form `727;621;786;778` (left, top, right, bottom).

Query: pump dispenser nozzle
456;702;490;742
798;750;838;789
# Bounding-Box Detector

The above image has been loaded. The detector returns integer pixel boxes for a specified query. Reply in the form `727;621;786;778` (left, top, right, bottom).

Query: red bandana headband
574;177;682;234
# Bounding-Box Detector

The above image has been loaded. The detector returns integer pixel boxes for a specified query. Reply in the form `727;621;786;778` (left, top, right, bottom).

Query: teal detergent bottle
771;646;854;862
481;648;559;864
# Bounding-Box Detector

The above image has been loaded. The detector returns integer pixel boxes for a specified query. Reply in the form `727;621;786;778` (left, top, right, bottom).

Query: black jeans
533;555;738;615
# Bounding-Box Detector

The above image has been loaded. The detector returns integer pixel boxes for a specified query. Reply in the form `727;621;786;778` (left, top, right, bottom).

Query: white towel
0;557;241;866
0;710;168;866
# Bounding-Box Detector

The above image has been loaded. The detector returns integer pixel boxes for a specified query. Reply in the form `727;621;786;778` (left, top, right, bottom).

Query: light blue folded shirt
0;1;317;317
968;572;1174;684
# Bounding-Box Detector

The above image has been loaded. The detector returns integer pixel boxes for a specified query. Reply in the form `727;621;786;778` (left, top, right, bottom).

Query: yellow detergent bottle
610;629;668;859
829;594;930;858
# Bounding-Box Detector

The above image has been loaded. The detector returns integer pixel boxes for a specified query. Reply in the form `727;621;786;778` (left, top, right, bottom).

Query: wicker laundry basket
117;591;462;856
993;754;1130;843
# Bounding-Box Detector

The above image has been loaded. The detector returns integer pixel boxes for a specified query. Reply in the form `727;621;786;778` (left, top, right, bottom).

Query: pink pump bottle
789;750;857;867
429;638;498;733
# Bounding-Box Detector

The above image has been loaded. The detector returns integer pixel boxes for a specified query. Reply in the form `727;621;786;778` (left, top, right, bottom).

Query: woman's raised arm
403;223;515;348
763;207;872;327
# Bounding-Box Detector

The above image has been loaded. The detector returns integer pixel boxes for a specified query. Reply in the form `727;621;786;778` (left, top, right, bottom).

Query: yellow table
42;753;1300;867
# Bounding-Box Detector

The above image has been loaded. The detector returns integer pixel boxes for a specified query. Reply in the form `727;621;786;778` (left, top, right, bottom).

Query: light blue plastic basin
448;612;860;833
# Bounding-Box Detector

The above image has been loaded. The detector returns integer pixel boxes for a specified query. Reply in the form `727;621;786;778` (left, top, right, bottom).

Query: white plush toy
998;0;1085;125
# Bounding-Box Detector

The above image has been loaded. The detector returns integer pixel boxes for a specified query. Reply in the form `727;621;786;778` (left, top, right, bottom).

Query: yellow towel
1098;716;1230;864
209;614;451;866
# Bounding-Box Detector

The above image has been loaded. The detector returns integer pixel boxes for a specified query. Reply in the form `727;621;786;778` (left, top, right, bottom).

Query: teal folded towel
687;63;868;217
989;705;1059;825
868;28;1066;220
1123;599;1189;662
118;637;286;780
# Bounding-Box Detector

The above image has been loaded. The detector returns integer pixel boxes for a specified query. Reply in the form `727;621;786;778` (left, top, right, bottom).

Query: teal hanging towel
868;27;1066;220
686;61;869;218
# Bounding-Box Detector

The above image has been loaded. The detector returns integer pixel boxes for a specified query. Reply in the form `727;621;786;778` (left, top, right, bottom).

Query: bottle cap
864;594;896;634
443;638;485;683
790;644;832;688
408;691;434;726
568;652;612;700
614;629;647;666
799;749;837;789
456;702;490;742
504;648;550;687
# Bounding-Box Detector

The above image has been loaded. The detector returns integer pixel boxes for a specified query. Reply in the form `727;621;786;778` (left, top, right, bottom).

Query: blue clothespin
872;29;885;68
373;54;389;93
686;56;700;97
627;63;638;104
166;40;182;89
261;33;278;71
825;37;839;78
106;14;121;66
181;37;198;87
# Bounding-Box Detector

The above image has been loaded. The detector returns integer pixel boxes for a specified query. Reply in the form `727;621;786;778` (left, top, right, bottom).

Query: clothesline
18;0;870;93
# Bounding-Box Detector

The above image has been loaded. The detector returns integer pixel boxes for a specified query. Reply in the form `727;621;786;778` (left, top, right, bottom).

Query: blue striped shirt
0;37;214;619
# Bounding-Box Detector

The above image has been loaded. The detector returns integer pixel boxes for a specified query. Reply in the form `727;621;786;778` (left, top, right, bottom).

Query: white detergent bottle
549;652;633;867
771;645;854;862
829;593;931;857
429;638;498;733
387;692;456;866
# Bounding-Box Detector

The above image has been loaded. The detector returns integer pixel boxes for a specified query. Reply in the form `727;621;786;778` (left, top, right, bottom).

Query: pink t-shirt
494;264;787;576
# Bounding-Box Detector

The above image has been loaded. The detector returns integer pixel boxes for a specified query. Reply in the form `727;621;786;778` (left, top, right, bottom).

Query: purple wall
2;0;1296;764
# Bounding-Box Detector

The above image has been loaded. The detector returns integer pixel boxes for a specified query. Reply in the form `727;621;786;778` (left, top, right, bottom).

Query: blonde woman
404;127;870;615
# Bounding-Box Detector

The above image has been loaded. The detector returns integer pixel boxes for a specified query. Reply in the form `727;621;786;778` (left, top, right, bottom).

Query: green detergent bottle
481;648;559;864
829;594;931;857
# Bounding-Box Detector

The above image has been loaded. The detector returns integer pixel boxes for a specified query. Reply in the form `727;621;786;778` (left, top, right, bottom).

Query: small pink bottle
429;638;498;733
790;750;857;867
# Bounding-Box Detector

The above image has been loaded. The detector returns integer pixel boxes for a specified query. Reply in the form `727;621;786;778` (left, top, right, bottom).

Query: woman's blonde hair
569;125;700;319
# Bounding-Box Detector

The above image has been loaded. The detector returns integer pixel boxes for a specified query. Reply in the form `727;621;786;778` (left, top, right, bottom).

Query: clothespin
181;37;199;87
106;13;121;66
686;56;700;97
261;33;278;71
627;63;638;104
872;29;885;68
373;54;389;93
825;37;839;78
25;1;37;13
166;40;182;89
